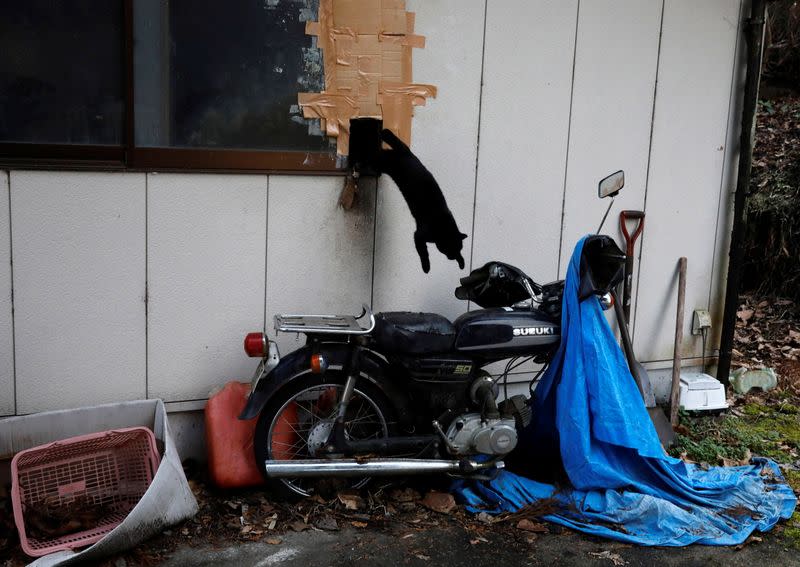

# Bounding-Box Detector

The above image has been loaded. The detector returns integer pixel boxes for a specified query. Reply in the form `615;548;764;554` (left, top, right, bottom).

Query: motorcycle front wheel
254;371;397;499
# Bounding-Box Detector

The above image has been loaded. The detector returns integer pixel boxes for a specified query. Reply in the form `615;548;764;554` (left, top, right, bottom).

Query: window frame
0;0;342;175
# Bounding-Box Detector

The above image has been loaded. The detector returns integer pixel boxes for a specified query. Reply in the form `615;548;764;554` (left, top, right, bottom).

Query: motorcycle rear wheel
254;371;397;499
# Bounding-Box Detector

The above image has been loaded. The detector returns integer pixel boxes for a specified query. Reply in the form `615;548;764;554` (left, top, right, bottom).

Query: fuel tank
453;307;560;359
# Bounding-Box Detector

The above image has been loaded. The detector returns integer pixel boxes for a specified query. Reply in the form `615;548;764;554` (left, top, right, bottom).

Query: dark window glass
134;0;332;153
0;1;124;145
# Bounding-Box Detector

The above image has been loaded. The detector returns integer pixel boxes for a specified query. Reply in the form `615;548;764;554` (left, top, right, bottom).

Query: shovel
611;290;675;447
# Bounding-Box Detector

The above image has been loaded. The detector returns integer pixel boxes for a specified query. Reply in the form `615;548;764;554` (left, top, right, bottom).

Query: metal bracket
249;340;281;393
275;304;376;335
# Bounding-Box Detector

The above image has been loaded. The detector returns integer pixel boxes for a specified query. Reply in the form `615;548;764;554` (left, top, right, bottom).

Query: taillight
244;332;267;357
310;353;328;374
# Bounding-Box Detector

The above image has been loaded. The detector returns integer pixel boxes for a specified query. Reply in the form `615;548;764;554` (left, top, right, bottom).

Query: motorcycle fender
237;344;407;421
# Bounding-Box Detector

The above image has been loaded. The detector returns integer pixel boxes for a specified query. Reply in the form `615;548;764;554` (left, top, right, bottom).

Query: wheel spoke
346;414;382;425
271;438;309;454
284;419;313;439
349;401;368;422
267;381;390;497
296;399;324;423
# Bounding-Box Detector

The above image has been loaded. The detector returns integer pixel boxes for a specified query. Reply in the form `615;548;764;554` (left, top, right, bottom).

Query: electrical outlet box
692;309;712;335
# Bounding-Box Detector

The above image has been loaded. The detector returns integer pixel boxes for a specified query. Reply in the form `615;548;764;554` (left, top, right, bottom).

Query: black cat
378;129;467;273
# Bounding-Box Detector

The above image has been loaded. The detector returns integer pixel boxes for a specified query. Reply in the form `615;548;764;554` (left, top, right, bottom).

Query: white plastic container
679;372;728;412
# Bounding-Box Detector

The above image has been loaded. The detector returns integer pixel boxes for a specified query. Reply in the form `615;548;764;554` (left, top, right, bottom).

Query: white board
11;171;146;413
147;173;267;401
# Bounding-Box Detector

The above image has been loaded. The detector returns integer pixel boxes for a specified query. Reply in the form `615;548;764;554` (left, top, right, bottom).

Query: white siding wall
558;0;662;329
472;0;578;285
10;172;146;413
634;0;744;362
147;174;267;402
0;0;747;414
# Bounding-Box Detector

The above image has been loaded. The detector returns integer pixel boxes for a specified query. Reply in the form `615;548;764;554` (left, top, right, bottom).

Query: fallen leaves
421;491;456;514
516;519;548;533
313;514;339;531
738;308;755;322
745;95;800;303
390;487;420;502
735;295;800;366
389;487;420;512
588;550;628;566
734;534;763;551
289;520;310;532
337;490;365;511
721;448;753;467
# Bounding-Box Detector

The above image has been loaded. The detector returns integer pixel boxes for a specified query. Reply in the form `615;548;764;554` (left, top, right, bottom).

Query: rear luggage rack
274;304;375;335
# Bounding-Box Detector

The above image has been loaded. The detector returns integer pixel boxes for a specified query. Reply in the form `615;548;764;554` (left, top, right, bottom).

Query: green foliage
671;402;800;547
670;411;766;464
670;404;800;465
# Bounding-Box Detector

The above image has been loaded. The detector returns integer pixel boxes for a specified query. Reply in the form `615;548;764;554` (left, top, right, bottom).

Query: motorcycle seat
373;312;456;355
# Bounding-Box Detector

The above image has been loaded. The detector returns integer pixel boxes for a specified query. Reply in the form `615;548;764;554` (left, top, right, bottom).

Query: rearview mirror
598;170;624;199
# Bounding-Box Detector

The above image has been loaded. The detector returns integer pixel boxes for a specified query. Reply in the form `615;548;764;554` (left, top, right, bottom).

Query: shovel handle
619;210;645;255
619;210;645;325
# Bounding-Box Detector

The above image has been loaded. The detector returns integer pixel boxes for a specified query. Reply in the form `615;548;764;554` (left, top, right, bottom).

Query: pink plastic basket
11;426;160;557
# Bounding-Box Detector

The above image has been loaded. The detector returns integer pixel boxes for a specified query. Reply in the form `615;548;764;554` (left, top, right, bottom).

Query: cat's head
435;232;468;269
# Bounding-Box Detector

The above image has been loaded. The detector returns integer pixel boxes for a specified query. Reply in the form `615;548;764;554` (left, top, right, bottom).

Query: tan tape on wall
299;0;436;156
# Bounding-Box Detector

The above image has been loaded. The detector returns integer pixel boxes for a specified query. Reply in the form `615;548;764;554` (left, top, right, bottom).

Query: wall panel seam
264;175;270;333
145;173;149;399
6;170;16;415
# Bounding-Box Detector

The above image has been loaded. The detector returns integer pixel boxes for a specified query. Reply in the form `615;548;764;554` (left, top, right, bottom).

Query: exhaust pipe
264;458;503;478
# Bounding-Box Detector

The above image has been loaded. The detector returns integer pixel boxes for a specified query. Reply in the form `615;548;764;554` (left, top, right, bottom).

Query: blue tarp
454;236;796;546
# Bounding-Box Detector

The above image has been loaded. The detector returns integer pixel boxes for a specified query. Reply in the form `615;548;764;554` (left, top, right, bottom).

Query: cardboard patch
298;0;436;155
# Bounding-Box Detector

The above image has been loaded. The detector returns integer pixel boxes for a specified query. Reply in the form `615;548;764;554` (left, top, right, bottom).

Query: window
0;0;339;173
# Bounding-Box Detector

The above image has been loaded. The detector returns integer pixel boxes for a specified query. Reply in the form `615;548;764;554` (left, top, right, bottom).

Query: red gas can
205;381;264;488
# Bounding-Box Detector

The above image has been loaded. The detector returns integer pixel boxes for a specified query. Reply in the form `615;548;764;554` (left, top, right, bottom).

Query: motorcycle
238;171;629;498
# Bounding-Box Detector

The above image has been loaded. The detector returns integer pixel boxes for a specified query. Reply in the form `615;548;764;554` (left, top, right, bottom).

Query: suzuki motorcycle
238;171;628;498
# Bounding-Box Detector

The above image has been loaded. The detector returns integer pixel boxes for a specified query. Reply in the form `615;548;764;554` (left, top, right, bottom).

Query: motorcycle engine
444;414;518;457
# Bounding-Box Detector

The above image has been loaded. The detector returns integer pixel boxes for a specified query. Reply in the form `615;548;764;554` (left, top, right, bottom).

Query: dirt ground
5;478;796;567
153;523;800;567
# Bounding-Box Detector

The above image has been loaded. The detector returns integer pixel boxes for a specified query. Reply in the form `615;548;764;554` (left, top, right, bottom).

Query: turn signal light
244;332;267;357
310;354;328;374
